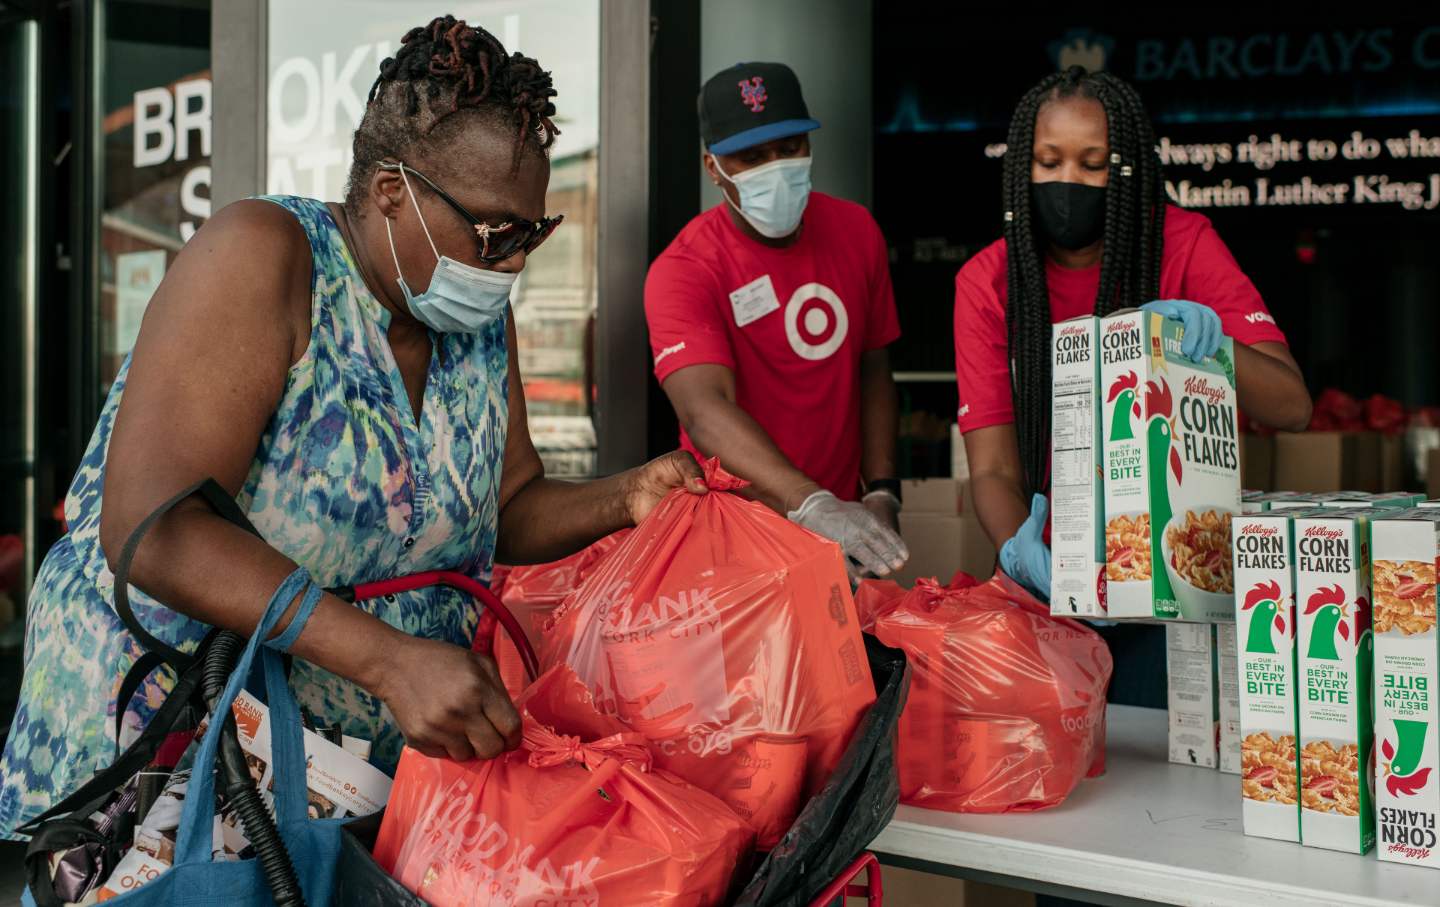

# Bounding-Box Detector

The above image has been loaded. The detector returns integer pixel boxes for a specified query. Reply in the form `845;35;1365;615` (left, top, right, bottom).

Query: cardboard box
1317;493;1424;510
896;489;996;587
1275;432;1387;494
1218;622;1242;774
950;423;970;481
1233;511;1302;841
1275;433;1350;494
1380;434;1407;494
901;478;961;515
1295;510;1375;854
1100;310;1241;621
1242;433;1276;492
1050;316;1106;617
1371;511;1440;869
1243;491;1302;514
1167;623;1220;768
1354;432;1384;493
879;867;1036;907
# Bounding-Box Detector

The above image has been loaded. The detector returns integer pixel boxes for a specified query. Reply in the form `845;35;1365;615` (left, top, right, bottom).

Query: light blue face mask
385;167;517;333
714;155;812;239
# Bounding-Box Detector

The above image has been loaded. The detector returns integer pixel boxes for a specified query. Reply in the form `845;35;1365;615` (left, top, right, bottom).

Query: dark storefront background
0;0;212;748
875;14;1440;474
100;0;211;396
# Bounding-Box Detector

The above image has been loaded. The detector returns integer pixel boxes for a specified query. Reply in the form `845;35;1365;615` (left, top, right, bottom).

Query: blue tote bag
26;569;346;906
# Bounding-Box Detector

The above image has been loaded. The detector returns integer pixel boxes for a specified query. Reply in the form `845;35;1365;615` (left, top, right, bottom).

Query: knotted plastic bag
492;530;632;699
857;572;1111;813
542;459;876;848
373;665;752;907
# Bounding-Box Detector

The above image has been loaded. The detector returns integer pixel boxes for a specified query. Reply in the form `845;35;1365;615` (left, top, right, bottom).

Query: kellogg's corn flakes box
1371;510;1440;868
1294;510;1375;854
1100;310;1241;620
1050;316;1107;617
1233;511;1301;841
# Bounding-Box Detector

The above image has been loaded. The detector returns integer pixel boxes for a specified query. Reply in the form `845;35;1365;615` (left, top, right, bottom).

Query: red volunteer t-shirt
646;193;902;500
953;205;1288;434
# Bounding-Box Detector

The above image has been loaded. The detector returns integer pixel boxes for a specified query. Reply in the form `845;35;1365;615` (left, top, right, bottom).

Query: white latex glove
788;490;910;579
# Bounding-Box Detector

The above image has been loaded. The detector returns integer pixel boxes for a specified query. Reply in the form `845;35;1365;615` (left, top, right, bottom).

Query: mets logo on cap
738;76;767;113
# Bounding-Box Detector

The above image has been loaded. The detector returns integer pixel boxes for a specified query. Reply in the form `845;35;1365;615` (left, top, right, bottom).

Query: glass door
98;0;213;396
0;11;39;732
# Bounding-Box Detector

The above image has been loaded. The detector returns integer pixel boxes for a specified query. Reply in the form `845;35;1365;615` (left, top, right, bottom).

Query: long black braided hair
344;15;560;218
1002;65;1165;498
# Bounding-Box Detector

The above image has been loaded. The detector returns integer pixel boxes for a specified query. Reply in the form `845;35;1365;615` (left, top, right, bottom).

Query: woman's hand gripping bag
541;459;877;849
492;531;632;699
372;665;752;907
860;572;1112;812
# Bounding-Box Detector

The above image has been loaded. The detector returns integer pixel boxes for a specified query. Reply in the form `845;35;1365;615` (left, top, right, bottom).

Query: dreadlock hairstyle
344;15;560;218
1001;65;1166;498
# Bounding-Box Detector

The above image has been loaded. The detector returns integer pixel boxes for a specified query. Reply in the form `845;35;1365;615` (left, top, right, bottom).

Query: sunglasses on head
379;161;563;264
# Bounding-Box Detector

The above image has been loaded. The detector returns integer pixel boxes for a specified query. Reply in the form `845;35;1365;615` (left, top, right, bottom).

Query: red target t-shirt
645;193;901;500
953;205;1288;435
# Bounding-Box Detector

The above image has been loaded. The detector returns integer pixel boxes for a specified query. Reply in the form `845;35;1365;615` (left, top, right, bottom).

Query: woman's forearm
111;504;405;698
494;474;632;566
1234;341;1313;432
859;349;899;485
971;471;1030;551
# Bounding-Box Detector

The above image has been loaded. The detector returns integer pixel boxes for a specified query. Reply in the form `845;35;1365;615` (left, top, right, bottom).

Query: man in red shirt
645;62;908;579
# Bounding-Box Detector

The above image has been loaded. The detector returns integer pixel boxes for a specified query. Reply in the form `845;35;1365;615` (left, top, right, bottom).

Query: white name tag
728;274;781;328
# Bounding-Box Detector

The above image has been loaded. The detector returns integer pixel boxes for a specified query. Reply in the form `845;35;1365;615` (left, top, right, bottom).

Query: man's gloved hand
861;489;902;534
1140;299;1222;362
789;489;910;580
999;494;1052;602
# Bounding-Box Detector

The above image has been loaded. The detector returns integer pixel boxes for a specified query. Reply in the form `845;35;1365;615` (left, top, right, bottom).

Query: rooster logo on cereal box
1243;581;1286;655
1106;372;1140;442
1305;584;1355;660
1381;719;1432;798
1145;377;1182;602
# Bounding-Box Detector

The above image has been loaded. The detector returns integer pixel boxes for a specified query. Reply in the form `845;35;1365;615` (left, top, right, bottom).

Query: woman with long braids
954;66;1311;601
0;17;705;835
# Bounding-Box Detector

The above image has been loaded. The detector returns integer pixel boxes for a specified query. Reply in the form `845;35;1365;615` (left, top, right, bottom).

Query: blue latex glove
999;494;1052;603
1141;299;1223;362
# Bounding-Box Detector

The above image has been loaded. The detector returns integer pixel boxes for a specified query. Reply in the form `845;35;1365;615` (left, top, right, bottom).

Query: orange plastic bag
492;531;632;699
373;665;753;907
542;459;876;848
858;572;1112;813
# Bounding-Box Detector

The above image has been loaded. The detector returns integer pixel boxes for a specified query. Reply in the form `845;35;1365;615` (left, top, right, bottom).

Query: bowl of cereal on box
1162;509;1234;620
1105;511;1153;584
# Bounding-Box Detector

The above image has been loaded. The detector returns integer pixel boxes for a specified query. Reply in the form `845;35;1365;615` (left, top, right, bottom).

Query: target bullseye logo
784;282;847;361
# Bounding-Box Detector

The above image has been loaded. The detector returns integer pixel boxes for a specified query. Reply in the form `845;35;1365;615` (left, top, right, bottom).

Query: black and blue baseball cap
699;61;821;155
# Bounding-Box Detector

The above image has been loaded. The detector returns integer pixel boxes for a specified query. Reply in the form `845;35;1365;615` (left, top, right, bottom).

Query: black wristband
863;478;902;504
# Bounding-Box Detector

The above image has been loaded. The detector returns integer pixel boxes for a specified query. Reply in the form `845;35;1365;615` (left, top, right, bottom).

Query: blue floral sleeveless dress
0;196;509;837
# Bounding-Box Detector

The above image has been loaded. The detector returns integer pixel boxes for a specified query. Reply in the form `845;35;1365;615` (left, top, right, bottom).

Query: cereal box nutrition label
1050;316;1105;617
1167;623;1220;769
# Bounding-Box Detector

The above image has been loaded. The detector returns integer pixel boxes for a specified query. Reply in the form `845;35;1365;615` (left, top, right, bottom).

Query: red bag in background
373;665;752;907
492;531;632;699
859;572;1112;813
542;459;876;849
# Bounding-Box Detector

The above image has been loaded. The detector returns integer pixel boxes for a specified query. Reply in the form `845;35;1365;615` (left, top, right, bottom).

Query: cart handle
808;851;883;907
330;571;539;682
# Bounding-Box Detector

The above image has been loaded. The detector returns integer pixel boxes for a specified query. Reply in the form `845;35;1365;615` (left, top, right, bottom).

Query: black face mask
1030;181;1106;251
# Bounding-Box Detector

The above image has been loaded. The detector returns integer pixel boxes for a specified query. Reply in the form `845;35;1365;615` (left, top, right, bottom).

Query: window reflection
99;0;213;394
266;0;600;477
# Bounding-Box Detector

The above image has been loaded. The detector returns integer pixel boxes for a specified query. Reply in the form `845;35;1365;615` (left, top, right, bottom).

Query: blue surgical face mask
385;167;517;333
714;154;812;239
